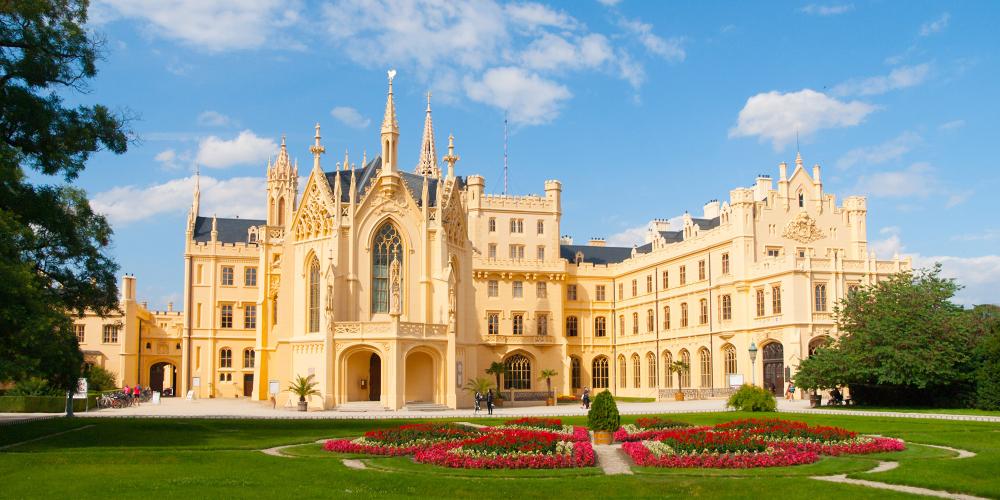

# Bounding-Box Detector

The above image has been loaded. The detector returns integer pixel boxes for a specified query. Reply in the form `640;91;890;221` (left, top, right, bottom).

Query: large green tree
794;265;975;406
1;0;128;392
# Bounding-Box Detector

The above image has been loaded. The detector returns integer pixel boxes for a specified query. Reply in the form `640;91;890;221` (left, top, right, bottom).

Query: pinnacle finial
426;91;432;111
381;70;399;133
415;90;439;177
443;133;460;179
309;123;325;171
795;150;803;168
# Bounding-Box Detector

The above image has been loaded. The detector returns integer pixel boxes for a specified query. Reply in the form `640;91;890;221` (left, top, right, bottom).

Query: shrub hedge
726;385;777;412
0;395;98;413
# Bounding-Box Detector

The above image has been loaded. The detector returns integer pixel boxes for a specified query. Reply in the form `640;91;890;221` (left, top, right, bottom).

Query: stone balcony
481;334;557;346
331;321;447;339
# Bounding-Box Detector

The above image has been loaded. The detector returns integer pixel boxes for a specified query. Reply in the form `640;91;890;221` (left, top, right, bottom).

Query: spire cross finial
309;122;325;156
426;91;432;111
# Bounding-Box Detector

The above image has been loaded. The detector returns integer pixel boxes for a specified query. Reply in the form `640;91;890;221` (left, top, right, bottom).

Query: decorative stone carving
782;211;824;243
389;256;401;316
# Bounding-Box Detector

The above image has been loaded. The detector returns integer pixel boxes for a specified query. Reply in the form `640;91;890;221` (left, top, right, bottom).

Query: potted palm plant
288;374;319;412
538;369;558;406
587;390;620;445
668;360;690;401
485;362;506;407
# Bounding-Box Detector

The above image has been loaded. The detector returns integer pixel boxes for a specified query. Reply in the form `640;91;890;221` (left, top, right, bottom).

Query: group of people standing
473;389;496;415
121;384;145;404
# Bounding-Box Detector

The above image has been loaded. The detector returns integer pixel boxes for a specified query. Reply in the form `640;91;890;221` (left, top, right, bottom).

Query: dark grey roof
659;230;684;243
192;216;265;244
691;216;721;231
560;244;634;265
323;155;460;207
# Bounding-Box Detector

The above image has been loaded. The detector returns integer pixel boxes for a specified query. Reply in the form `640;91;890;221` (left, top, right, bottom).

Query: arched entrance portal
344;349;383;402
762;342;784;396
404;350;436;403
149;362;177;396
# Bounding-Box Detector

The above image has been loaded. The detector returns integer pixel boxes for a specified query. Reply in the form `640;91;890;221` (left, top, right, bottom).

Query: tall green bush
726;385;777;412
7;377;62;396
84;365;118;392
587;390;620;431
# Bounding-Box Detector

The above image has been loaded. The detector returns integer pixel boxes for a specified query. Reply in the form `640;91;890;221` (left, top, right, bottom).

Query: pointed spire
271;133;291;178
309;123;325;171
443;133;460;179
210;213;218;242
343;149;349;172
362;150;367;167
795;151;803;169
381;69;399;133
190;165;201;220
415;90;440;177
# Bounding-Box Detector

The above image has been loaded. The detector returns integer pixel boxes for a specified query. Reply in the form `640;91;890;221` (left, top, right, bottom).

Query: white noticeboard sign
152;392;161;405
728;374;745;389
73;378;88;399
192;376;201;387
268;380;280;396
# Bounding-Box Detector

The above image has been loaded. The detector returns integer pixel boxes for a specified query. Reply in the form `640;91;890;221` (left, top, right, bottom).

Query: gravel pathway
593;444;633;475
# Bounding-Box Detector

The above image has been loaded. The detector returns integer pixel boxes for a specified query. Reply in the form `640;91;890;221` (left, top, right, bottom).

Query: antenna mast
503;111;509;196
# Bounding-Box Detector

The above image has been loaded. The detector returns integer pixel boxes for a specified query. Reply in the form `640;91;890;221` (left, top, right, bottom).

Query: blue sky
74;1;998;307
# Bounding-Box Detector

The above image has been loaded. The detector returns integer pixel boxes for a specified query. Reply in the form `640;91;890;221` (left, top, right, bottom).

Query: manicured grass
613;396;656;403
815;405;1000;416
0;412;997;498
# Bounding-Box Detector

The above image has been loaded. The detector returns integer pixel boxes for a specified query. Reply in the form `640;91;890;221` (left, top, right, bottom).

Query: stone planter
297;400;308;412
593;430;613;445
546;397;555;406
674;391;685;401
810;395;822;408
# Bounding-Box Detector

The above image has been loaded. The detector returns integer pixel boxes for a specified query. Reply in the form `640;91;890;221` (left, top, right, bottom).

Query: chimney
754;175;772;201
560;235;574;245
588;237;606;247
141;301;148;310
121;274;137;303
167;302;174;312
703;200;720;219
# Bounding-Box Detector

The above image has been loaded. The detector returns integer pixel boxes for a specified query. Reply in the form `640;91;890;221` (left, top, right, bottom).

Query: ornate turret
267;134;298;227
415;91;439;177
380;69;399;175
309;123;325;173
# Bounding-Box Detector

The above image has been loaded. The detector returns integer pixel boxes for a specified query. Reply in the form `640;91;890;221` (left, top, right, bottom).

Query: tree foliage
971;305;1000;410
1;1;129;390
794;265;976;406
726;385;776;412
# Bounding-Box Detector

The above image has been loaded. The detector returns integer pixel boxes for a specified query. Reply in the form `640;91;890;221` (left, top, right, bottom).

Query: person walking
486;389;494;416
133;385;142;405
785;382;796;400
474;391;482;414
582;388;591;410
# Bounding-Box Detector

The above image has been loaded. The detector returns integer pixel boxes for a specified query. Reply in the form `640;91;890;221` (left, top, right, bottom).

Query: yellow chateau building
83;74;911;410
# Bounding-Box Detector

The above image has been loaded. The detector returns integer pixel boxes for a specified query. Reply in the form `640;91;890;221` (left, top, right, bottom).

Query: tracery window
699;348;711;388
570;356;581;389
219;348;232;368
632;312;638;334
720;294;732;320
646;309;654;332
663;305;671;329
592;356;608;388
680;303;688;327
504;354;531;389
618;355;627;388
594;316;606;337
372;223;403;314
699;299;708;325
632;353;641;388
243;348;255;368
663;351;673;387
566;316;578;337
308;258;320;332
647;352;656;388
679;350;691;387
815;284;828;311
723;344;737;378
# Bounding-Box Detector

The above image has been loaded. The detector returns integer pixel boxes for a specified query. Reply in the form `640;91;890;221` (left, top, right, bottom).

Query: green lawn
814;405;1000;416
0;412;997;498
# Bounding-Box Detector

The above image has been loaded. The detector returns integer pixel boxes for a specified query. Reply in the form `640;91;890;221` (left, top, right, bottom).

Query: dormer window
574;252;584;265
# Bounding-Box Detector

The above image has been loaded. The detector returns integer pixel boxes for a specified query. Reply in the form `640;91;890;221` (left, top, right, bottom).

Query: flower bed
323;423;484;456
621;418;905;469
490;417;590;442
614;417;695;442
414;429;595;469
325;422;593;469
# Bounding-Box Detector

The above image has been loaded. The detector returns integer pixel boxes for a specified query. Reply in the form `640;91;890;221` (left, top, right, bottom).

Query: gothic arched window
592;356;608;388
372;222;403;314
308;257;320;332
504;354;531;390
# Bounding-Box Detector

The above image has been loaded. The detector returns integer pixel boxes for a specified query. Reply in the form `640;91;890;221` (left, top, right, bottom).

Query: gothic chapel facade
180;73;908;410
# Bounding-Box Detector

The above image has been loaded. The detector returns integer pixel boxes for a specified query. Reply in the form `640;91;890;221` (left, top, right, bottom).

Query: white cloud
195;130;276;169
920;12;950;36
952;229;1000;242
618;16;685;62
520;33;613;71
939;119;965;131
153;148;188;170
729;89;876;150
836;131;921;169
870;226;1000;306
833;63;931;96
607;216;683;247
799;4;853;15
853;162;935;198
596;0;622;6
504;2;577;30
464;67;571;125
197;111;235;127
321;0;508;73
92;0;302;52
92;175;267;225
330;106;371;129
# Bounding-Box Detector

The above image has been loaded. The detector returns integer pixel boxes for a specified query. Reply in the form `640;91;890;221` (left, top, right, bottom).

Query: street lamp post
748;342;758;387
